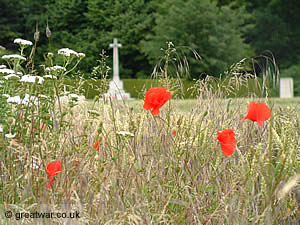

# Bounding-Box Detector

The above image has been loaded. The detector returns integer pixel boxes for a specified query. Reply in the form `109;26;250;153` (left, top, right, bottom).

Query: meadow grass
0;40;299;225
1;95;299;224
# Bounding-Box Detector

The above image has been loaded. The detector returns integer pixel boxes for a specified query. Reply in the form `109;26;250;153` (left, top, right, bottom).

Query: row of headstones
105;38;294;100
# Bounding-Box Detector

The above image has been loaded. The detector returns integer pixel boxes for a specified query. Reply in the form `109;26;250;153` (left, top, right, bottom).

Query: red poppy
216;129;236;156
93;138;100;151
46;160;61;188
48;179;55;189
143;87;171;116
172;130;176;135
240;101;271;127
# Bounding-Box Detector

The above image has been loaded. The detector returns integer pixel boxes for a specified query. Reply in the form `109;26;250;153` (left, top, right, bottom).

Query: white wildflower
4;74;20;80
0;124;3;132
116;131;134;137
58;48;78;57
2;94;10;98
0;68;15;74
38;94;48;99
23;94;38;105
0;45;5;50
78;53;85;58
2;54;26;61
88;110;100;116
6;94;36;105
14;38;33;46
47;52;54;58
5;133;16;138
0;65;7;69
43;74;57;79
46;65;66;72
20;75;44;84
7;96;22;104
17;71;23;76
0;80;5;84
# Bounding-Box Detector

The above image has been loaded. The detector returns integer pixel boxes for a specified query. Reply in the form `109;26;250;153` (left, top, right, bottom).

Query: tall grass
0;40;299;225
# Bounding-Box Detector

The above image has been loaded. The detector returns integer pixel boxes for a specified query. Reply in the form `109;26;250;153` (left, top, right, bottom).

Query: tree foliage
141;0;251;78
0;0;299;81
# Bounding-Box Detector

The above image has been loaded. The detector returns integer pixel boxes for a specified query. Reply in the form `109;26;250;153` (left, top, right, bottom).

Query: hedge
3;78;264;99
75;78;263;99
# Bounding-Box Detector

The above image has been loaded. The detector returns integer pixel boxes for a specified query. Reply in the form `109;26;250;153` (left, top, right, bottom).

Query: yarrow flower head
143;87;172;116
7;96;22;104
216;129;236;156
4;74;19;80
240;101;271;127
46;160;61;189
47;52;54;58
44;74;57;79
77;53;85;58
46;65;66;72
14;38;33;47
0;68;15;74
116;131;134;137
7;94;38;105
2;94;10;98
20;75;44;84
2;54;26;61
0;65;7;69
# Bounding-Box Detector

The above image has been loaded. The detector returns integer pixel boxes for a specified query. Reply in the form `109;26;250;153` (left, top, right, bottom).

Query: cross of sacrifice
109;38;122;82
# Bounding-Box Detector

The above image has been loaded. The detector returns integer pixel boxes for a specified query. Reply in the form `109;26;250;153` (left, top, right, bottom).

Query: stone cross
104;38;133;100
280;77;294;98
109;38;122;81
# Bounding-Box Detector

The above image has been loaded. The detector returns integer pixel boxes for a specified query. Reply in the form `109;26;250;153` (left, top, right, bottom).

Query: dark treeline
0;0;299;80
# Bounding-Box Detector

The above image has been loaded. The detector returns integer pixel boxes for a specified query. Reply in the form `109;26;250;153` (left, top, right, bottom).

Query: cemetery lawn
87;97;300;114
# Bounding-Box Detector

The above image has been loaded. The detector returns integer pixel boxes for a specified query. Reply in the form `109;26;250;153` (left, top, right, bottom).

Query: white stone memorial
280;78;294;98
104;38;132;100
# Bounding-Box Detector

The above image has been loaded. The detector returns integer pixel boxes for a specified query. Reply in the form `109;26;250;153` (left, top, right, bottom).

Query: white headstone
280;78;293;98
104;38;133;100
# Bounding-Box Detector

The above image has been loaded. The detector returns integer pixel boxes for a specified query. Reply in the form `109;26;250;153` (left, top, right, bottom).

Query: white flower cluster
0;68;15;74
0;65;7;69
4;74;19;80
2;54;26;61
58;48;85;58
116;131;135;137
46;65;66;72
2;94;10;98
43;74;57;79
7;94;38;105
20;75;44;84
14;38;33;46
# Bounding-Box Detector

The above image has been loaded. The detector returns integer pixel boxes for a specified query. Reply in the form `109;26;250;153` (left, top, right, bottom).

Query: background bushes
63;78;263;99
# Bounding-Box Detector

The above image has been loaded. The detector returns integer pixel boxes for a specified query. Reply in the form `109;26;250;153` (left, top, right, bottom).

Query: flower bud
46;24;51;38
34;23;40;42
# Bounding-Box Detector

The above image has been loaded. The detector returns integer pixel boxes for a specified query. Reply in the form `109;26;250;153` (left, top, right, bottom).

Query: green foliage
0;0;25;47
62;78;262;99
141;0;251;78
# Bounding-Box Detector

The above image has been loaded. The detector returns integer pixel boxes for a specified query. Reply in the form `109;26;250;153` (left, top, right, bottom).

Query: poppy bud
34;23;40;42
46;24;51;38
7;117;15;125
